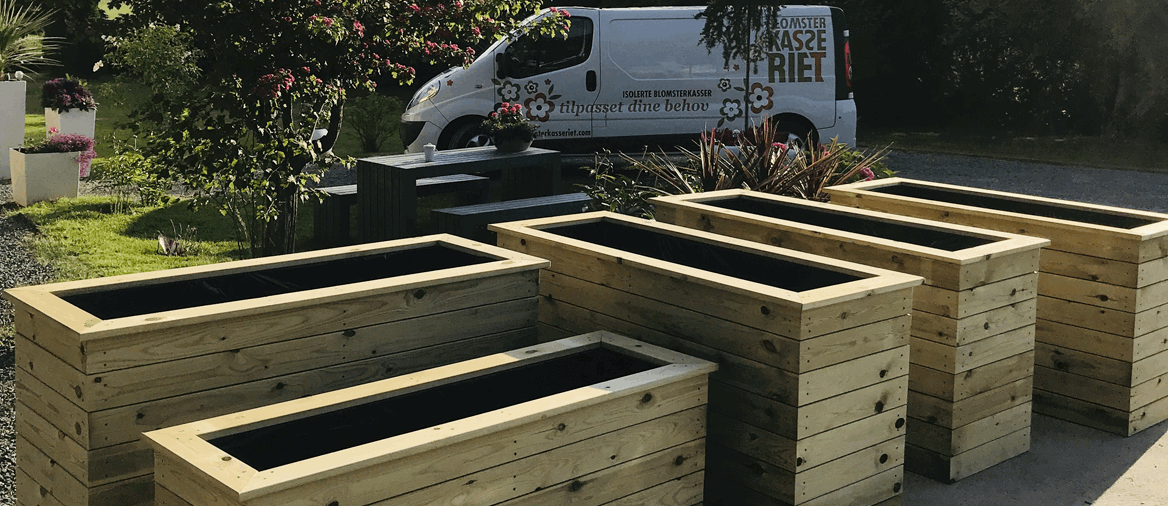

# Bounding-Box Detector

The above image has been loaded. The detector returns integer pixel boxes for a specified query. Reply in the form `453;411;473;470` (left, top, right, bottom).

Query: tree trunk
262;184;300;256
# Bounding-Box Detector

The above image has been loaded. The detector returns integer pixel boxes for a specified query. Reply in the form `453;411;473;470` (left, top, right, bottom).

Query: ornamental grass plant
583;118;891;218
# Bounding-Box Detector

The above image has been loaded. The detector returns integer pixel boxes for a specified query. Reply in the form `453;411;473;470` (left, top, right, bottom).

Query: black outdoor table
355;146;562;241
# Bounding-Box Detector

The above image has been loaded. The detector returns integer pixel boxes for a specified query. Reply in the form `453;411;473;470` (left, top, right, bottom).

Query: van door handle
586;70;597;92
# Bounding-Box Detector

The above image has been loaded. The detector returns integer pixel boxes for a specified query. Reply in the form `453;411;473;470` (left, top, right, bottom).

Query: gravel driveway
0;152;1165;505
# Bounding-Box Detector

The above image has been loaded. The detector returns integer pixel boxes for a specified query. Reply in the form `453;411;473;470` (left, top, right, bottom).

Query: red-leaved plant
18;129;97;177
41;77;98;113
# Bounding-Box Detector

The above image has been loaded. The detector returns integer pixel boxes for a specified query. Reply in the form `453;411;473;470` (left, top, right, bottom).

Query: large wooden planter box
652;190;1049;482
827;178;1168;436
2;235;549;506
490;212;923;506
144;331;716;506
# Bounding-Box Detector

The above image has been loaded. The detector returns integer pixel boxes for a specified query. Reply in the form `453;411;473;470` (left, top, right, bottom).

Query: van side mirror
495;53;509;79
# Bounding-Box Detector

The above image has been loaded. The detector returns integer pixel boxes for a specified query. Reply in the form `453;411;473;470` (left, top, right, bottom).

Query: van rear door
494;10;600;142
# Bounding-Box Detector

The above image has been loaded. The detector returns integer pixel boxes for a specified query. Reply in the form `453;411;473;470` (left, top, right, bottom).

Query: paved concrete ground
888;152;1168;505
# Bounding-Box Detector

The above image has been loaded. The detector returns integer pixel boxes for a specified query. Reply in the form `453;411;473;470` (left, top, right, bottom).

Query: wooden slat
23;297;537;411
16;400;152;487
1040;271;1168;313
708;378;907;441
490;439;704;506
493;212;921;340
373;408;705;506
16;436;153;506
906;402;1031;457
155;363;713;506
708;406;906;473
908;377;1033;429
82;270;540;373
1037;296;1168;338
909;325;1034;374
707;436;904;505
912;298;1037;348
704;466;904;506
540;269;910;374
1034;341;1135;386
1034;364;1168;411
597;470;704;506
905;426;1030;483
1039;249;1168;288
154;485;194;506
825;178;1168;263
16;468;66;506
913;273;1036;319
909;351;1034;403
538;286;906;407
91;328;538;448
16;366;90;448
1032;387;1168;436
652;190;1046;291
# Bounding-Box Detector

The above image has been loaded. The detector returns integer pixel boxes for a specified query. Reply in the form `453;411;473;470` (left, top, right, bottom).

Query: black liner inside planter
707;195;997;252
208;346;656;471
869;183;1162;229
545;219;864;292
62;244;496;320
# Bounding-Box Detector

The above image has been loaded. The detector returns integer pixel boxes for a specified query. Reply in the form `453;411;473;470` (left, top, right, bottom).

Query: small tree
109;0;566;257
699;0;785;131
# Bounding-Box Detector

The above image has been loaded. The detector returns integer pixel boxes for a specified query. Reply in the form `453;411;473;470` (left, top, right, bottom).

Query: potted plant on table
10;130;96;205
42;75;97;138
0;0;60;179
482;102;536;153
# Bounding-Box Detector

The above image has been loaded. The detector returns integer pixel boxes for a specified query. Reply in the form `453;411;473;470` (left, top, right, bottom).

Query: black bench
313;174;491;246
431;192;593;244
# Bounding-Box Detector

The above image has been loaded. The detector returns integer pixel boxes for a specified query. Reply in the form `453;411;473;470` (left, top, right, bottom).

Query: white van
400;5;855;153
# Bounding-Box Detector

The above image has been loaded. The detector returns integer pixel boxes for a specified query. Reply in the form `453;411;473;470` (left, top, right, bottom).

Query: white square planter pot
45;107;97;139
0;80;27;180
9;148;80;206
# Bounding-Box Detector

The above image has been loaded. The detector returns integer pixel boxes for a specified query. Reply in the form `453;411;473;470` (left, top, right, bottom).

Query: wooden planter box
2;235;549;506
143;331;716;506
490;212;922;506
826;178;1168;436
652;190;1049;482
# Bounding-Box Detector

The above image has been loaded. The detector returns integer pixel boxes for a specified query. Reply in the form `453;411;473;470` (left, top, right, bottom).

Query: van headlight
408;81;440;110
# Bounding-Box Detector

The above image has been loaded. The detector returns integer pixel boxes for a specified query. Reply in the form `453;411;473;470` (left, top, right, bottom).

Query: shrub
41;76;97;112
346;92;401;153
88;137;173;212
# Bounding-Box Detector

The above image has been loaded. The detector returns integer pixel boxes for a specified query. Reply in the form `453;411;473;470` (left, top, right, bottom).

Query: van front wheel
773;120;818;151
443;121;494;150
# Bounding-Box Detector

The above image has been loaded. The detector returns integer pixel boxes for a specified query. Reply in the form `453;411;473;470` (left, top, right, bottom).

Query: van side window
505;18;593;78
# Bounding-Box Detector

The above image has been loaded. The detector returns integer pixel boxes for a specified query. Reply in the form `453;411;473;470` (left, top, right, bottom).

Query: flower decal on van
525;93;555;122
497;80;521;101
720;99;743;122
748;82;774;113
525;80;539;94
718;78;732;92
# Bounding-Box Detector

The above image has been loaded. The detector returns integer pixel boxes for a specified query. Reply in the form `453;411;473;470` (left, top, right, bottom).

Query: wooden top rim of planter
143;330;717;500
1;234;550;339
652;189;1051;264
827;178;1168;239
489;211;923;310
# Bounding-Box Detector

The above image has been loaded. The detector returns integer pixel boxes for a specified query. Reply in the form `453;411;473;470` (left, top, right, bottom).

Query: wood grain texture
145;333;715;506
905;426;1031;483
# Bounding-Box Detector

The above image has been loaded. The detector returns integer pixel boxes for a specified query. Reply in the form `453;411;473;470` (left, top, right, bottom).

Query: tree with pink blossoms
107;0;564;256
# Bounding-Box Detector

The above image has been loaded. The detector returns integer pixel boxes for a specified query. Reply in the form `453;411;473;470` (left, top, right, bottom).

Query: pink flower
472;27;481;36
860;167;876;181
49;127;59;134
773;142;787;150
549;6;558;12
301;66;311;73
